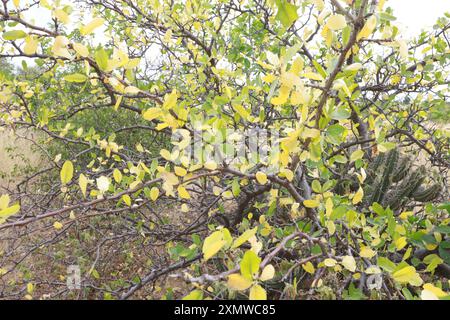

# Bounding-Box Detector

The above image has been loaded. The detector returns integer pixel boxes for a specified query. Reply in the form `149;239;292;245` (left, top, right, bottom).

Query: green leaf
313;60;327;78
350;149;364;162
371;202;385;216
326;124;345;145
275;0;298;29
437;202;450;214
435;225;450;234
311;180;322;193
3;30;27;40
377;257;397;273
240;250;261;280
379;12;397;22
439;241;450;265
95;48;108;71
330;106;351;120
232;179;241;197
64;73;88;83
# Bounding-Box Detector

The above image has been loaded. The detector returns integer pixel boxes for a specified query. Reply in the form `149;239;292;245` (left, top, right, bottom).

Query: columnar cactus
363;149;442;211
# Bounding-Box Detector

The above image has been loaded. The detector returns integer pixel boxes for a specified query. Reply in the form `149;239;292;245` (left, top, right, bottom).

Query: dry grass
0;129;194;299
0;128;44;189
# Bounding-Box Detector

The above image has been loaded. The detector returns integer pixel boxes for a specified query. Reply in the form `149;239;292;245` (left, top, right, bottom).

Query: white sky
389;0;450;38
9;1;450;34
5;0;450;67
7;0;450;38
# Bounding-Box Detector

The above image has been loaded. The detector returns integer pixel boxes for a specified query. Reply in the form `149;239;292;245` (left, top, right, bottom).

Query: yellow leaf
270;85;290;105
390;74;401;85
122;194;131;206
60;160;74;185
0;204;20;218
13;0;20;7
324;258;337;267
357;15;377;40
27;282;34;294
232;227;258;248
160;149;171;161
163;89;178;109
341;255;356;272
227;274;252;291
174;166;187;177
281;169;294;181
392;266;423;286
301;72;324;81
124;86;140;94
150;187;159;201
114;95;123;111
53;221;63;230
359;246;376;258
204;160;217;170
422;283;448;298
79;174;88;198
135;143;144;153
182;289;203;300
54;9;70;24
262;74;276;83
24;36;38;55
377;0;386;11
249;284;267;300
125;58;141;70
302;261;315;274
80;18;105;36
395;237;407;251
344;63;363;72
325;197;333;217
113;169;122;183
255;171;268;185
290;57;304;74
52;36;72;59
303;127;320;139
203;231;227;261
352;187;364;204
397;39;408;59
326;14;347;30
234;104;250;120
73;43;89;57
303;199;319;208
280;72;300;89
326;220;336;235
177;185;191;199
0;194;10;210
421;289;439;300
260;264;275;282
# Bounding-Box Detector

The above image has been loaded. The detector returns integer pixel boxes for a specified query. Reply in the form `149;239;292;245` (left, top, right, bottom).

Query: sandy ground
0;128;44;189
